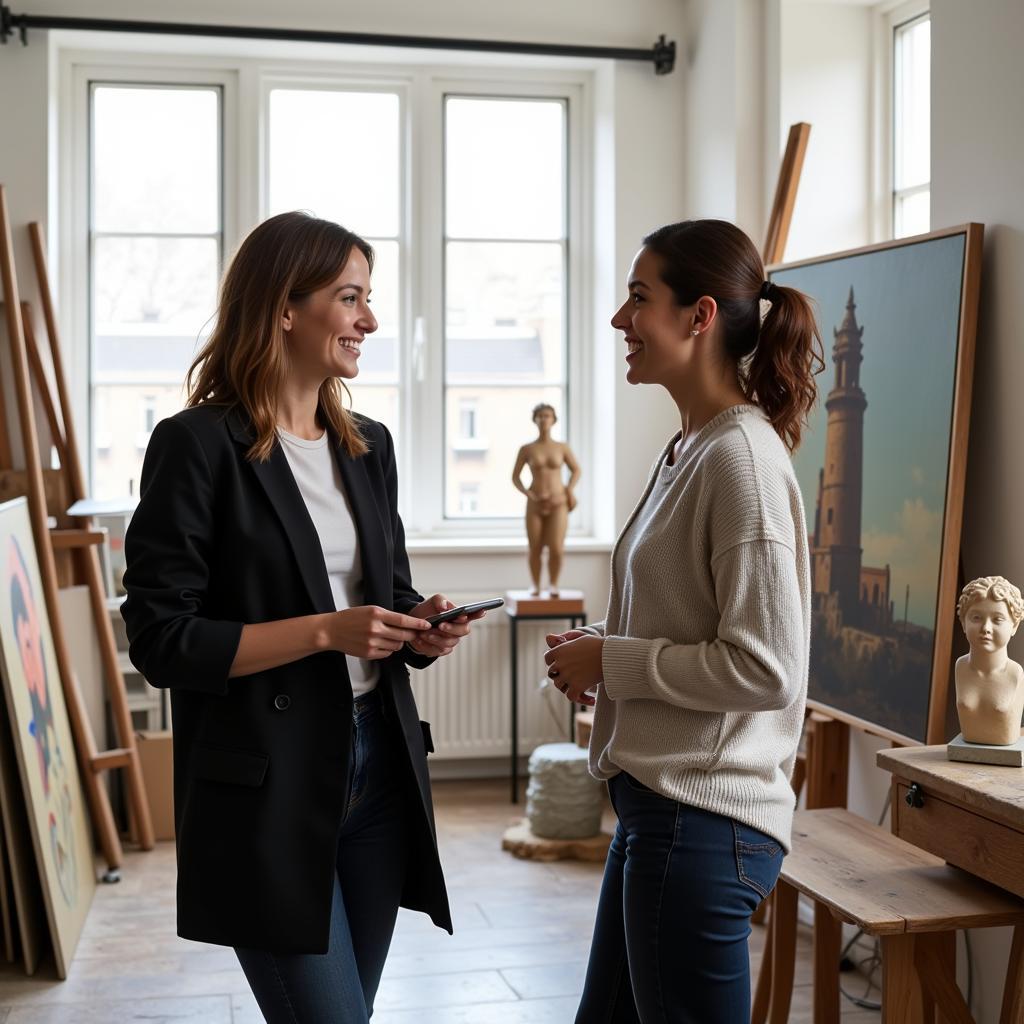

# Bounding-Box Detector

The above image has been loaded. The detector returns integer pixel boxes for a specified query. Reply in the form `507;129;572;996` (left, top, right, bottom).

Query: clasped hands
544;629;603;706
329;595;482;660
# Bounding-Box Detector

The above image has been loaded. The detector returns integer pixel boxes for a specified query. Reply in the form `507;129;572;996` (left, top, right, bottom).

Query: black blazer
122;403;452;953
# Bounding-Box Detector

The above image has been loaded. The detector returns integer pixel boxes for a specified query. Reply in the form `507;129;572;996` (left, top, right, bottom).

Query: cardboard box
135;731;175;840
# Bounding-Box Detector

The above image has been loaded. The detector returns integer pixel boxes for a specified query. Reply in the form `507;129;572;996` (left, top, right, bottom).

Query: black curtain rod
0;4;676;74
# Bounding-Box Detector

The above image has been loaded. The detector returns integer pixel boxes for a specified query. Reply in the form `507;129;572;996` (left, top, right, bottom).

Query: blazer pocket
193;743;269;788
419;721;434;755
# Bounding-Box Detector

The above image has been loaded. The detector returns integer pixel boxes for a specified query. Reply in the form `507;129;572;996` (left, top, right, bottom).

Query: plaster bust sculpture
511;404;581;597
954;575;1024;746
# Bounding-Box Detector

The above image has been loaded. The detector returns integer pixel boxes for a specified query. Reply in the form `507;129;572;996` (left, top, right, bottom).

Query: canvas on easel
770;225;983;744
0;703;47;973
0;498;96;978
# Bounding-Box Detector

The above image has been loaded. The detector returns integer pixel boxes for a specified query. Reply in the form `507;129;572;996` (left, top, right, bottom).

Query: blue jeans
576;772;784;1024
234;689;410;1022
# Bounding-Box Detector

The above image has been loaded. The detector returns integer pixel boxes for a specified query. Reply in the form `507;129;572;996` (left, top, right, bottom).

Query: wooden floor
0;780;880;1022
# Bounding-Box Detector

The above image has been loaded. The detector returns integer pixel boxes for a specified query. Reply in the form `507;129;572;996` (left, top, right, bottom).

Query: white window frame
61;47;594;541
872;0;930;241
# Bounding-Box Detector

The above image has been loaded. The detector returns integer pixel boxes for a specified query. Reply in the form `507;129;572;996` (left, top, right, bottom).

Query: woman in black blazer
122;212;481;1022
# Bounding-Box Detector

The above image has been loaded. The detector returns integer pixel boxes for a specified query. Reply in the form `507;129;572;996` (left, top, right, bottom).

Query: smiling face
610;247;697;388
281;247;377;383
962;597;1018;655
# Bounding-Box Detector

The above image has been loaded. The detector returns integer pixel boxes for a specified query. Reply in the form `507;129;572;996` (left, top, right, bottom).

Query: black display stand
505;590;586;803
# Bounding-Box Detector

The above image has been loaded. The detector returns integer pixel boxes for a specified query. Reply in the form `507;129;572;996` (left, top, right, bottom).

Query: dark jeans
576;772;784;1024
235;689;410;1023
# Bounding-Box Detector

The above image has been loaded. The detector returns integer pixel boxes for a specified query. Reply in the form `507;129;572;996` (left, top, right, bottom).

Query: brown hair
186;211;374;461
532;402;557;423
642;219;823;452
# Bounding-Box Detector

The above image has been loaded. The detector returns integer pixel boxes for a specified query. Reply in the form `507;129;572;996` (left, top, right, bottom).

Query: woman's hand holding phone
404;594;492;657
327;605;432;660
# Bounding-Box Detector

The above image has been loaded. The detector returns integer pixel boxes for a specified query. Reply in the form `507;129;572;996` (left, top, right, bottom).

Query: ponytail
642;220;824;453
746;282;823;453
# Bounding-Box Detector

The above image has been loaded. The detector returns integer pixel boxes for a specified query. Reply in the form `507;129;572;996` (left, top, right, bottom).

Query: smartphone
425;598;504;627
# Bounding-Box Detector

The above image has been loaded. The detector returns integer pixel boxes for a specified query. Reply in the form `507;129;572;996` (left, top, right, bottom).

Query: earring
690;329;699;336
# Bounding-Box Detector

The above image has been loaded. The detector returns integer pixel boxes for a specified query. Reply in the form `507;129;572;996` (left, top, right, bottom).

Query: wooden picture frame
0;498;96;977
769;224;983;744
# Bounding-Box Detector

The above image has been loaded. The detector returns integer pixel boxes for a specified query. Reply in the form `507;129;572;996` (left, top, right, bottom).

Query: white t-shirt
277;426;379;696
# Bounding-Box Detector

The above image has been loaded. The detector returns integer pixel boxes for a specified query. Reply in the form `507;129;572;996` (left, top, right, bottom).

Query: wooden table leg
813;903;842;1023
1000;924;1024;1024
882;934;928;1024
767;880;798;1024
913;931;972;1024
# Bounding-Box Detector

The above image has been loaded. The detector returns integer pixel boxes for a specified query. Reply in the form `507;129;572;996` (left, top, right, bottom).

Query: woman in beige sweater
544;219;821;1023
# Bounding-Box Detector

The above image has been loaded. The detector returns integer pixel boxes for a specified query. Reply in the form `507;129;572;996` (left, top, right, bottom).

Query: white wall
778;0;874;261
684;0;769;238
932;0;1024;1018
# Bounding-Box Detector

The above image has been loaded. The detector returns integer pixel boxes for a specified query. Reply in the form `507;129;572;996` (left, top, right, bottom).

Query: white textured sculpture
526;743;603;840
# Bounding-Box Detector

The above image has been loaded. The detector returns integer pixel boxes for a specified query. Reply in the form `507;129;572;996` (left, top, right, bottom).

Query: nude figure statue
511;404;581;597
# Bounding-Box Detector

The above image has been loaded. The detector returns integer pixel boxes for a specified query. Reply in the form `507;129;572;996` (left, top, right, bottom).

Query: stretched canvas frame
0;497;95;977
769;224;983;744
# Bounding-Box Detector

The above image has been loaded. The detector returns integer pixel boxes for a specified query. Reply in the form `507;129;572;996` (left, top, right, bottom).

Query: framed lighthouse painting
769;224;983;744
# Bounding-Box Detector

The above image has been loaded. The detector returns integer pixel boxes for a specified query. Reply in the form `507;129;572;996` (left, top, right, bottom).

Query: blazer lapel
228;408;336;615
334;442;391;610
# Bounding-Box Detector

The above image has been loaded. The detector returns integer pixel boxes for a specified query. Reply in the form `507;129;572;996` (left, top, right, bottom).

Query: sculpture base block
501;820;611;862
504;588;585;616
947;733;1024;767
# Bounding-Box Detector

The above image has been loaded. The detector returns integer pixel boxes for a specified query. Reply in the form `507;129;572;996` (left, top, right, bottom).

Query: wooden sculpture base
504;589;585;617
501;819;611;862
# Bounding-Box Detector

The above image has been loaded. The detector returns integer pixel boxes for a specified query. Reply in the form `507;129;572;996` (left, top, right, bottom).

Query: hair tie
759;280;779;302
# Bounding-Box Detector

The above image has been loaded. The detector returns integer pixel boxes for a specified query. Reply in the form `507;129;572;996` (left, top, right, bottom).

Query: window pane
446;385;565;518
894;189;930;238
94;236;218;329
445;241;564;385
268;89;400;237
446;97;564;240
92;236;217;500
894;16;930;191
93;86;219;234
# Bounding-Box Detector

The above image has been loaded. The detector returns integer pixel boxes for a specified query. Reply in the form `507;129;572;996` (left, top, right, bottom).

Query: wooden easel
762;122;811;266
0;183;154;874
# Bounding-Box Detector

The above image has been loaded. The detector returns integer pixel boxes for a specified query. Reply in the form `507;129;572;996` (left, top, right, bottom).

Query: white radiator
412;596;579;761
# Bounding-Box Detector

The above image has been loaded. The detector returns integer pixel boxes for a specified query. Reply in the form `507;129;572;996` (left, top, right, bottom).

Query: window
892;12;930;237
89;82;222;499
458;482;481;515
458;400;478;441
72;56;585;535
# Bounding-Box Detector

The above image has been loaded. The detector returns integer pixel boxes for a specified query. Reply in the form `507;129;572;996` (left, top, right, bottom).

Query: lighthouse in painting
811;288;890;630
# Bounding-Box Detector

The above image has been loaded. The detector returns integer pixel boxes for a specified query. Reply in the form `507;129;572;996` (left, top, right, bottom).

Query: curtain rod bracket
0;4;675;73
0;4;27;45
653;34;675;76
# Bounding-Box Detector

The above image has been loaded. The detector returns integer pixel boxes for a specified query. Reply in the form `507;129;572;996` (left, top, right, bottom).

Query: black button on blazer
121;403;452;953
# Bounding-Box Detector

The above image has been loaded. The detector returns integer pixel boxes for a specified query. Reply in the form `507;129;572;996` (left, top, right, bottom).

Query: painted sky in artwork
774;233;966;630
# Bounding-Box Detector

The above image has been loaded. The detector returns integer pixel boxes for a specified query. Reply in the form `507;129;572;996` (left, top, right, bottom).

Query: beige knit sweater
587;404;811;850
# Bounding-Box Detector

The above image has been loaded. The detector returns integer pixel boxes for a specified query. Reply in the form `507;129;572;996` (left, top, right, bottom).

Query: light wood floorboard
0;779;879;1021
